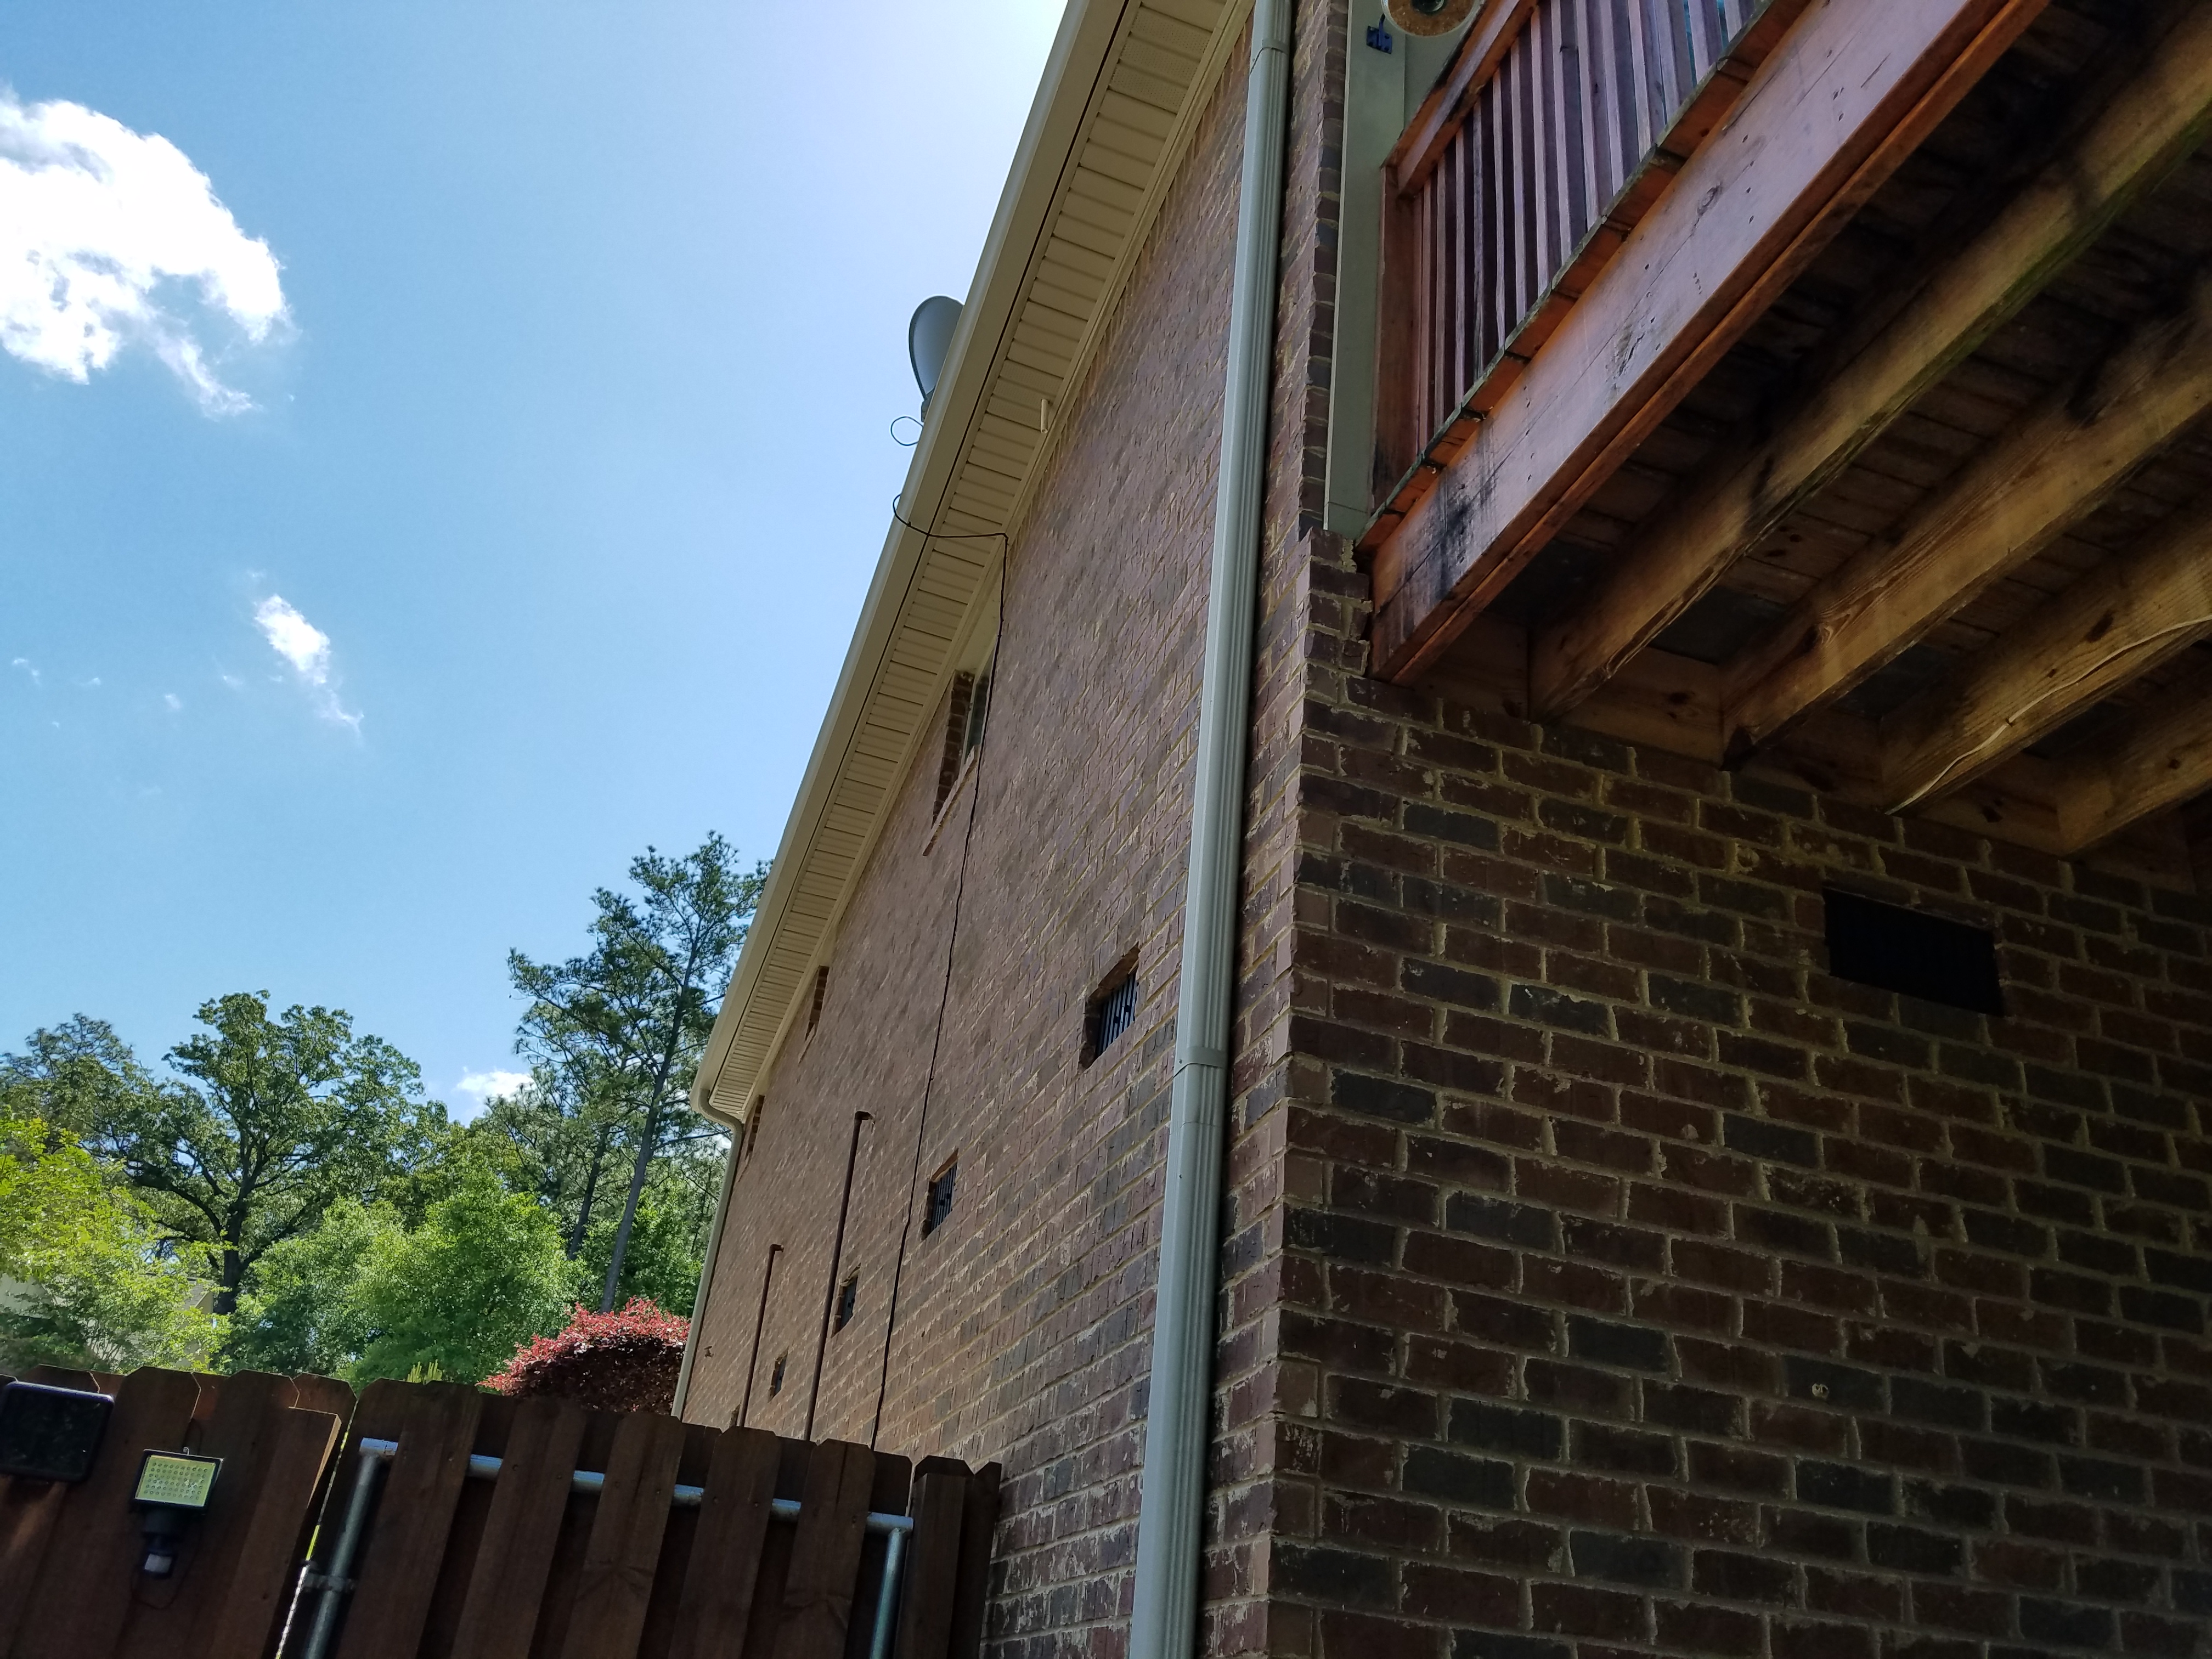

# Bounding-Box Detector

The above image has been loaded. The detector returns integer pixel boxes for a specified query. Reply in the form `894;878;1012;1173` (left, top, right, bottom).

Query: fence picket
448;1396;586;1659
328;1380;483;1659
558;1411;686;1659
0;1475;68;1651
944;1464;999;1659
666;1427;782;1659
195;1405;342;1659
116;1371;296;1658
774;1441;875;1659
891;1472;966;1659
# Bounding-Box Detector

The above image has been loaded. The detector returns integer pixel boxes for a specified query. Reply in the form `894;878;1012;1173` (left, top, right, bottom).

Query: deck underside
1366;0;2212;887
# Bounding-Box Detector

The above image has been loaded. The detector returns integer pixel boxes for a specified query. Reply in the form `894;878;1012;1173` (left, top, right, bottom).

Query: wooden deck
1361;0;2212;882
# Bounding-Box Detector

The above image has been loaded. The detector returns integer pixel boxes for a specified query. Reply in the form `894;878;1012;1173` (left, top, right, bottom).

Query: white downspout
1128;3;1291;1658
671;1103;742;1419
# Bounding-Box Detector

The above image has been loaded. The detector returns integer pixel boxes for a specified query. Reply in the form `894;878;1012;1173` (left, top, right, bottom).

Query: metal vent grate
1093;969;1138;1059
924;1160;957;1235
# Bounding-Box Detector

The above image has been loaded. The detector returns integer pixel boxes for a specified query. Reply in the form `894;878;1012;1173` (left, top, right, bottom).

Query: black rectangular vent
924;1159;957;1236
834;1274;859;1331
1824;888;2003;1015
1086;960;1139;1065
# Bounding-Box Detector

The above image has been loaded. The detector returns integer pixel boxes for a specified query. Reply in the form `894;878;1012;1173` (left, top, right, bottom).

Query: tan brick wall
685;13;1329;1657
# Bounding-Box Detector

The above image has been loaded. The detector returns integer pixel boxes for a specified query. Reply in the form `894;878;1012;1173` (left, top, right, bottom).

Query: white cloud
0;88;287;413
163;691;182;711
9;658;38;687
253;594;360;730
457;1070;531;1103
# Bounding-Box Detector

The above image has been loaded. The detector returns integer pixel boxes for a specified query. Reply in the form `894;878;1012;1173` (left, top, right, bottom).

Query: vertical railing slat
1397;0;1763;460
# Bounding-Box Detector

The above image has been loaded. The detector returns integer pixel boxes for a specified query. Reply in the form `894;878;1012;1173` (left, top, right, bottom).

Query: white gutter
1127;3;1291;1658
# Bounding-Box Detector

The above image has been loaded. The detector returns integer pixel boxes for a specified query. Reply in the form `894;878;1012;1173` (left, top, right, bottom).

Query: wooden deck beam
1718;273;2212;763
1528;3;2212;721
1367;0;2051;680
1880;508;2212;810
2051;675;2212;853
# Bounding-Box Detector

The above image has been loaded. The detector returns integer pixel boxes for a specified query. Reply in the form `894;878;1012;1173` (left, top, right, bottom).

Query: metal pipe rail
296;1436;913;1659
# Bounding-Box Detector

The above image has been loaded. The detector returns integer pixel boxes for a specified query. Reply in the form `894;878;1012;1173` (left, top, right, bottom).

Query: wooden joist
1365;0;2051;679
1430;611;2202;879
2049;673;2212;852
1880;509;2212;809
1528;4;2212;721
1718;271;2212;763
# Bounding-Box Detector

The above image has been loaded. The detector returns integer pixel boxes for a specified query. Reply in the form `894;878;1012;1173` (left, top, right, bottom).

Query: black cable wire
867;512;1009;1448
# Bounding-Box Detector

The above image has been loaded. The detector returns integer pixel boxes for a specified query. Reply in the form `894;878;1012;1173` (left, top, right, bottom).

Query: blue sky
2;1;1062;1111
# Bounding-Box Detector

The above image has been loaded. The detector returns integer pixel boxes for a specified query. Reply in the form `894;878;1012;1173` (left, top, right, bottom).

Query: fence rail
1374;0;1787;515
0;1367;998;1659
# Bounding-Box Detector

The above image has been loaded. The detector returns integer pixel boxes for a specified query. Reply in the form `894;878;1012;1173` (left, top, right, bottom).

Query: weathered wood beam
1367;0;2051;680
1718;274;2212;762
2050;674;2212;852
1880;510;2212;809
1528;3;2212;721
1421;614;2198;881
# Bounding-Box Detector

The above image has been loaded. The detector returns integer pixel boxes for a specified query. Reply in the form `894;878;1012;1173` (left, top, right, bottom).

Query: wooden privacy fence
1375;0;1791;501
0;1366;999;1659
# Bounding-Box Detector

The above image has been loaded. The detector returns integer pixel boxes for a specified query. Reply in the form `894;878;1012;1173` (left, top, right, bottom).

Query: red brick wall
1269;539;2212;1659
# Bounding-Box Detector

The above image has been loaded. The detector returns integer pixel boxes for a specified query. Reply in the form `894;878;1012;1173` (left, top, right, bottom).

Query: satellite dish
909;296;962;415
1385;0;1477;35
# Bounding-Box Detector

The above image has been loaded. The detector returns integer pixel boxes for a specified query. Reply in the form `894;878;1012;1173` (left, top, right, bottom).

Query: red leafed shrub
483;1298;690;1413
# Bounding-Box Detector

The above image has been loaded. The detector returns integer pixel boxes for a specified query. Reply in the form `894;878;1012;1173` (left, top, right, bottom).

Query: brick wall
1268;533;2212;1659
684;14;1321;1659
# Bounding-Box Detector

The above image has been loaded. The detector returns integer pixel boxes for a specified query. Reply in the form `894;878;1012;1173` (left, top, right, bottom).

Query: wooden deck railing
1373;0;1787;518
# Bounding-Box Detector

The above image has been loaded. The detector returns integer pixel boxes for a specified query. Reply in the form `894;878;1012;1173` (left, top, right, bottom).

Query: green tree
87;992;443;1316
349;1172;575;1384
463;1069;629;1260
227;1198;403;1375
0;1115;221;1373
507;836;758;1308
1;1015;163;1142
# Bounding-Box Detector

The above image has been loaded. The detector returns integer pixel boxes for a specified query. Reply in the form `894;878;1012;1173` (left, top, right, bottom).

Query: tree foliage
0;1115;221;1373
0;1015;162;1142
86;992;443;1314
3;830;756;1383
227;1198;402;1376
484;1297;689;1412
348;1171;575;1385
507;836;758;1308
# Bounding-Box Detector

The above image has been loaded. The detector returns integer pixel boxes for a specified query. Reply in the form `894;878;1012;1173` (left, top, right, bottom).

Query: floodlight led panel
134;1450;222;1509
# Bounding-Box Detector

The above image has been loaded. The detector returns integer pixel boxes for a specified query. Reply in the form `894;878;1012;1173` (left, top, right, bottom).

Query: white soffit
694;0;1247;1126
